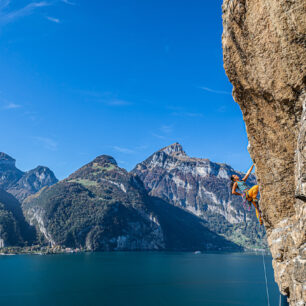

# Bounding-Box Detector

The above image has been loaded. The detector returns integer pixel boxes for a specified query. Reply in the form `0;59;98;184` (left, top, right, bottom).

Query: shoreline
0;246;271;256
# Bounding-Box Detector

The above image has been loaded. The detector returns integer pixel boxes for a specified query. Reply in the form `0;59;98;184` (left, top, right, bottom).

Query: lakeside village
0;244;268;256
0;244;84;255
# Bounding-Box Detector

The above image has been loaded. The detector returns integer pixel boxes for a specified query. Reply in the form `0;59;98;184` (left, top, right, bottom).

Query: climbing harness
262;250;270;306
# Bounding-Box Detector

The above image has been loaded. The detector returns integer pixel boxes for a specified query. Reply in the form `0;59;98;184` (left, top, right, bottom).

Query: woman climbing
230;164;263;225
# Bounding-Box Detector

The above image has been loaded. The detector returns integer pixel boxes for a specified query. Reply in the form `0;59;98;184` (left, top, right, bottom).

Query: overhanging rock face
222;0;305;304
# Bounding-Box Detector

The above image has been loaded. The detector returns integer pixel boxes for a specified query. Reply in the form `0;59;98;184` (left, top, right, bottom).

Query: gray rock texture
23;155;240;251
0;153;58;202
132;143;266;249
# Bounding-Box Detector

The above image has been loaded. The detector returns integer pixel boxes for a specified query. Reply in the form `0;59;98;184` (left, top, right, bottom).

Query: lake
0;252;279;306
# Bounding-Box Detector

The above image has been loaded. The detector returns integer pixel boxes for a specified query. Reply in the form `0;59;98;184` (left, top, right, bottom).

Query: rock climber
230;164;263;225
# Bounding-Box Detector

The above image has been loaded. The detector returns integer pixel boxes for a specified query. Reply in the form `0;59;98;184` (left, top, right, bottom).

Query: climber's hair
230;175;235;190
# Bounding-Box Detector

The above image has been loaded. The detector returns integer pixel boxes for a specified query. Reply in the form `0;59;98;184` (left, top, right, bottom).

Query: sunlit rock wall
222;0;305;304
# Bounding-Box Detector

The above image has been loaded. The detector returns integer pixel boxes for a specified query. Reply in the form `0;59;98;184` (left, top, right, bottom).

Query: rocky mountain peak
7;165;58;202
22;166;57;186
93;155;118;166
66;154;121;184
132;144;262;249
32;165;54;173
0;152;16;167
0;152;58;201
159;142;187;157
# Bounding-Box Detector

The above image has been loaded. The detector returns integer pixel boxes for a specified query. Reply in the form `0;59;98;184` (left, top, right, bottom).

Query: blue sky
0;0;252;179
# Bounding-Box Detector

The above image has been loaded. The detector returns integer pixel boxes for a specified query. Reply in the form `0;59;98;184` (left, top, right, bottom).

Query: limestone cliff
222;1;305;304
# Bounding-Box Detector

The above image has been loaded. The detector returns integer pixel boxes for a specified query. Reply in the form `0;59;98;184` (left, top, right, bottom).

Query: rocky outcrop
222;1;305;304
23;155;240;251
0;153;24;190
132;143;265;249
0;153;18;168
0;152;58;202
8;166;58;202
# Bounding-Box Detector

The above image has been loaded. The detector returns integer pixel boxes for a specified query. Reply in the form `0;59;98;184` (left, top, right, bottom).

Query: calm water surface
0;252;279;306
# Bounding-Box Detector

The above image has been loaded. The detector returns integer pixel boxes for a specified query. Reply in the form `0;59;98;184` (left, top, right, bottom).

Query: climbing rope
262;250;271;306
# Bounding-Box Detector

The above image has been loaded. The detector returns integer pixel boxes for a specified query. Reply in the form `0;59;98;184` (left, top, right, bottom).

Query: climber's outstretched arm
232;182;241;196
242;164;254;182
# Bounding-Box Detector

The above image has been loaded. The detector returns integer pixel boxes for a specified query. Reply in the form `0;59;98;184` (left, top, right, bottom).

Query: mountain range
0;144;265;251
132;143;265;248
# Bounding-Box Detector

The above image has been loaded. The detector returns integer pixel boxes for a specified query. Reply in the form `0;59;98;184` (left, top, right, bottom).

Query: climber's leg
248;185;259;199
248;186;262;225
254;204;259;219
251;200;263;225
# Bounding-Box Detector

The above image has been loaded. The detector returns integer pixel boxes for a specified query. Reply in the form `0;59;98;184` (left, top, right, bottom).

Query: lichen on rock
222;0;305;304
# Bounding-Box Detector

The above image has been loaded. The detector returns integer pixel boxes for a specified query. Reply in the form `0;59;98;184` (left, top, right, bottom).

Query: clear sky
0;0;252;179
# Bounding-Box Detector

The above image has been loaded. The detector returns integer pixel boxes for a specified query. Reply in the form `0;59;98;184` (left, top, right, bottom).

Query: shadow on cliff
0;188;37;246
147;196;243;252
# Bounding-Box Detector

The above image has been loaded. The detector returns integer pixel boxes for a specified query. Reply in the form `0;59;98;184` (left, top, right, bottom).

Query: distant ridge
132;143;266;249
0;146;265;251
0;152;58;202
23;153;241;251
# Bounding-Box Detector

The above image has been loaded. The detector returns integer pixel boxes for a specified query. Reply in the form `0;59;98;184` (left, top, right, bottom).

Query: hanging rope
262;250;270;306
